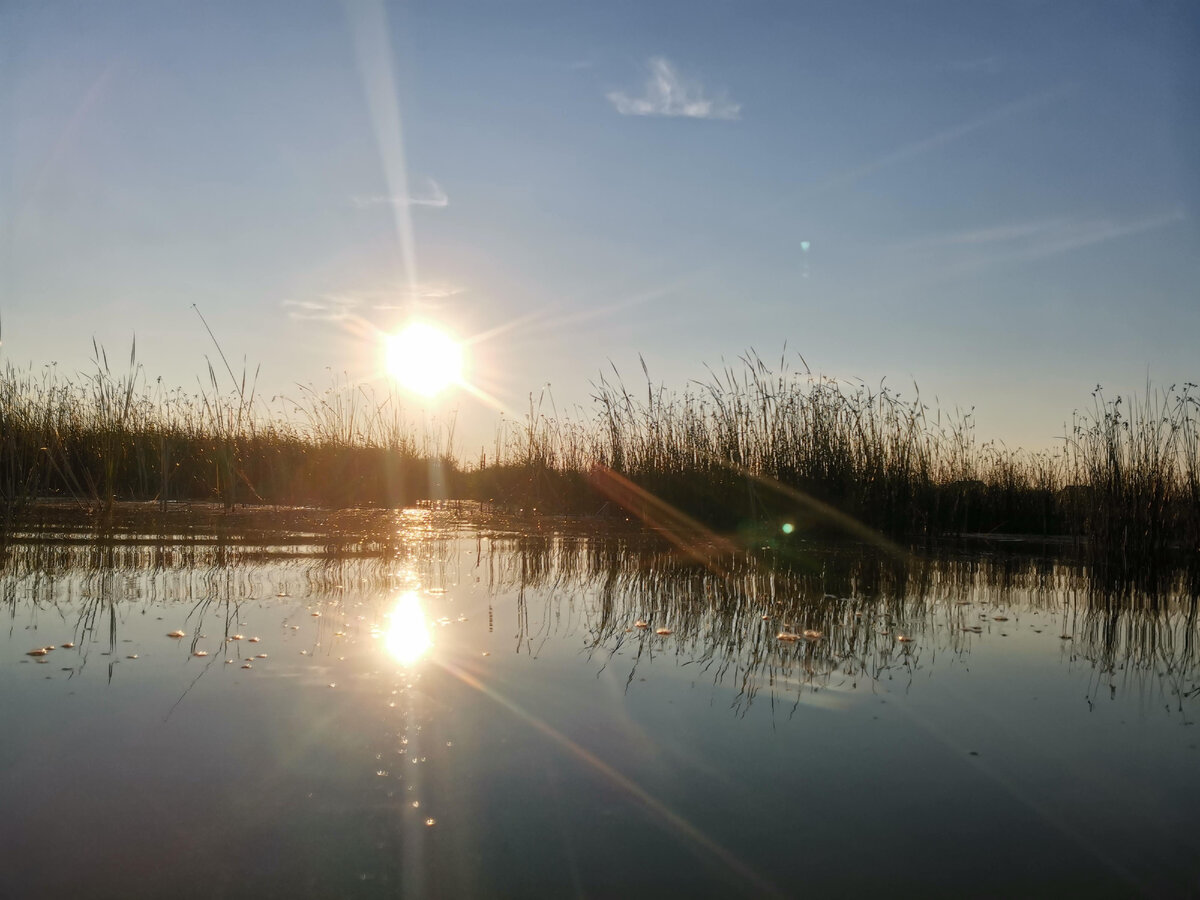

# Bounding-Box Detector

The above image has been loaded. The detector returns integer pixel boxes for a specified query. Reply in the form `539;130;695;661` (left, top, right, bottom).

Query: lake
2;507;1199;898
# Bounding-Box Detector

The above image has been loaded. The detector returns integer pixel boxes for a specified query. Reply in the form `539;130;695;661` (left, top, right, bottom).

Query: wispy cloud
352;177;448;209
804;83;1076;199
906;209;1186;269
370;283;463;309
283;283;462;322
997;210;1185;262
908;217;1076;248
281;296;360;322
607;57;740;120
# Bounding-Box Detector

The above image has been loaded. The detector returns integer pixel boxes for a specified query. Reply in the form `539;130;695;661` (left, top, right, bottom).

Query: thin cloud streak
281;297;359;322
463;279;682;350
369;282;463;308
352;177;449;209
802;83;1077;199
886;210;1188;299
17;60;120;223
911;209;1185;265
283;282;463;322
531;283;680;334
583;83;1076;326
607;57;740;120
1000;210;1185;263
910;218;1074;247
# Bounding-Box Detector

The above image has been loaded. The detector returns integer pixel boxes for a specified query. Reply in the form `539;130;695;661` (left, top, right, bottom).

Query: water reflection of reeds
479;531;1200;715
3;514;1197;716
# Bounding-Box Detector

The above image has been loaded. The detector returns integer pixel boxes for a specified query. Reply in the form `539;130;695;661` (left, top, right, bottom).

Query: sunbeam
344;0;421;300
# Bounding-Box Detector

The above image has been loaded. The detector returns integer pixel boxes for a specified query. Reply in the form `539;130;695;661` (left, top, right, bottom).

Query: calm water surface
2;510;1199;899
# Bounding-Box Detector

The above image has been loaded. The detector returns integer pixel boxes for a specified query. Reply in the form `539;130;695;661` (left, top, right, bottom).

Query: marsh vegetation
2;346;1198;561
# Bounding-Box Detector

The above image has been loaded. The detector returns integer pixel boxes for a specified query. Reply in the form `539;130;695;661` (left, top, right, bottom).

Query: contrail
801;82;1078;199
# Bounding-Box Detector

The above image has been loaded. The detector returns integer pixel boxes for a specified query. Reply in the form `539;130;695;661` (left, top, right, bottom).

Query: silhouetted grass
0;349;454;516
464;355;1199;560
2;344;1197;560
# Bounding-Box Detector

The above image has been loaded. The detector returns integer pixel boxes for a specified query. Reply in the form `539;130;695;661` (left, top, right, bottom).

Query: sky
2;0;1198;457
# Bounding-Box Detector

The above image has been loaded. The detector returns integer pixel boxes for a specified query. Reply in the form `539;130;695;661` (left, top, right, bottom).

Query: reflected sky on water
2;510;1199;898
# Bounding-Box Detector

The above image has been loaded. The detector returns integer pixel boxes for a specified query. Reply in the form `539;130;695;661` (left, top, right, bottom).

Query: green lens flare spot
782;523;795;535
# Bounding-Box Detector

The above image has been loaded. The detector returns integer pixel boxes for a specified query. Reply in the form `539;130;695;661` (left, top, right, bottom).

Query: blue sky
3;0;1197;455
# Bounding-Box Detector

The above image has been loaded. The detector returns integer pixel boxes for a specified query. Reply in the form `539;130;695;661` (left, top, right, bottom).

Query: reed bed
2;347;1198;559
0;352;453;517
474;355;1199;559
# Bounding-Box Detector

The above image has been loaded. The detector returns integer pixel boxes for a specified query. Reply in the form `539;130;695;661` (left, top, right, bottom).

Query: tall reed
0;342;446;512
2;341;1197;560
1064;384;1200;563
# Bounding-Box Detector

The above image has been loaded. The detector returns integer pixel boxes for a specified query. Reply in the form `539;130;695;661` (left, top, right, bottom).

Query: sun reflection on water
385;591;431;665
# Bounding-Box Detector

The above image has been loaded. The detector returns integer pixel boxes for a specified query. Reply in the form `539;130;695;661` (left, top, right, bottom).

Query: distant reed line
1;346;1197;558
478;354;1199;560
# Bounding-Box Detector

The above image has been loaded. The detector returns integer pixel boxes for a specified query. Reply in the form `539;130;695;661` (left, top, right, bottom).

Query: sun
385;322;464;397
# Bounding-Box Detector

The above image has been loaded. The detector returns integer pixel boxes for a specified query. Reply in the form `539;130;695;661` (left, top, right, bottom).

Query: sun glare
385;592;431;666
385;322;464;397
